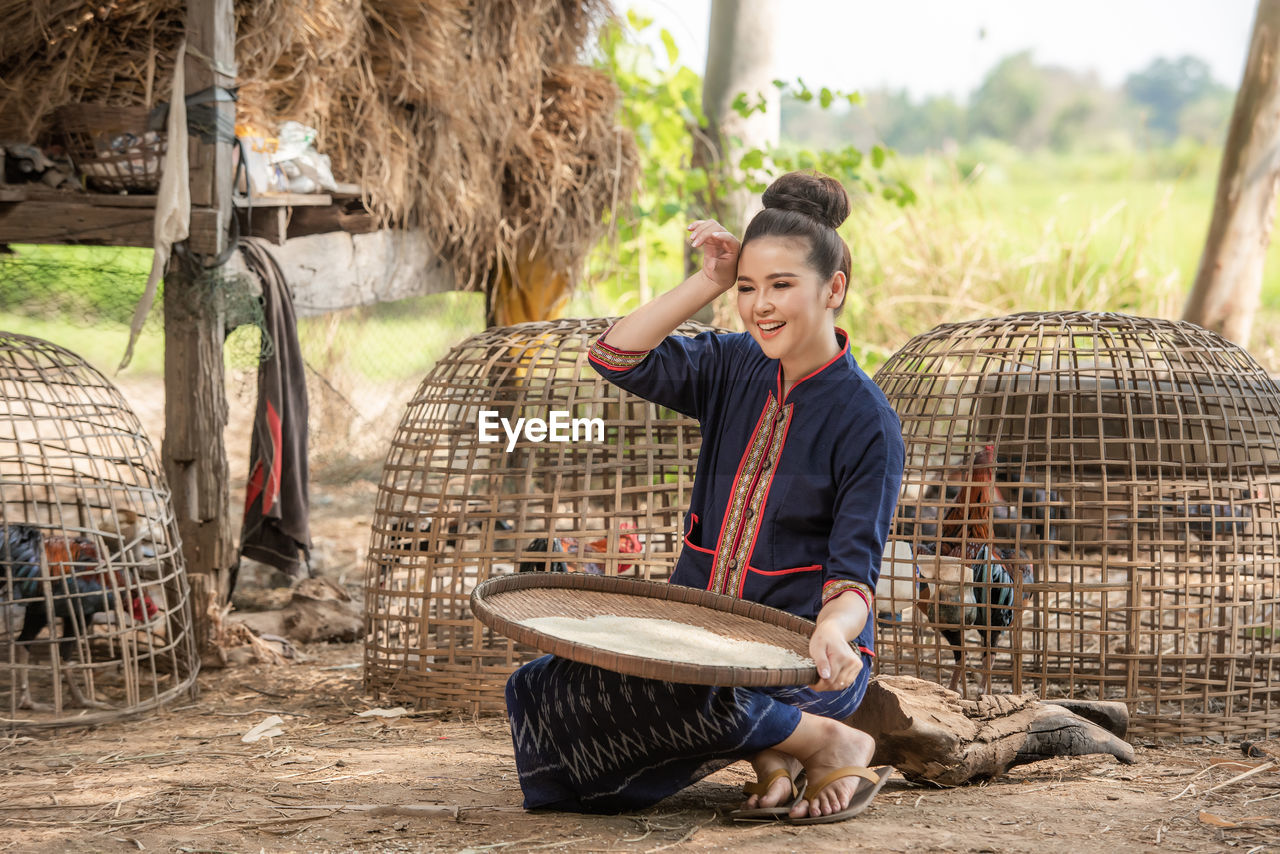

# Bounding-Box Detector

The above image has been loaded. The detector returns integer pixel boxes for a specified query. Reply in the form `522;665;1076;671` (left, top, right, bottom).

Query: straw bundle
0;1;183;139
5;0;638;314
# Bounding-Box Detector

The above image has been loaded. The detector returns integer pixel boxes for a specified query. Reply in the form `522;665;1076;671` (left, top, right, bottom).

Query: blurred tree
1177;91;1235;144
968;52;1045;143
872;90;967;154
1183;0;1280;345
1125;56;1225;143
1048;96;1095;152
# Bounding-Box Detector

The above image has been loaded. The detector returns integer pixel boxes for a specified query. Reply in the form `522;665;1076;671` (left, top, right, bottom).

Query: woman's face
735;236;845;367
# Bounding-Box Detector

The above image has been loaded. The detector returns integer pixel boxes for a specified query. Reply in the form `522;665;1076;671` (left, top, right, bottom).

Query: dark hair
741;171;852;309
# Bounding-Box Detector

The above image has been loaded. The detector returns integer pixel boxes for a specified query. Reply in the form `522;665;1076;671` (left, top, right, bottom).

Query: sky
624;0;1258;102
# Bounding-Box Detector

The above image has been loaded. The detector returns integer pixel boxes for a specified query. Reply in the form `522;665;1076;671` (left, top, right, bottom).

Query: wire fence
0;240;486;494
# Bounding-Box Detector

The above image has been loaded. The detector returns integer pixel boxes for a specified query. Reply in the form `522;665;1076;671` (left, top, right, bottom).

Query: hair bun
761;171;850;230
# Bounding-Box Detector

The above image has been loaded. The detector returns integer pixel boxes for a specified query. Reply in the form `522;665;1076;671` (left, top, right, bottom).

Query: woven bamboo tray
470;573;819;687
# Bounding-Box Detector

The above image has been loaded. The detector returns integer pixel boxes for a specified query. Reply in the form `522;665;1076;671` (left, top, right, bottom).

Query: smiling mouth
758;321;785;337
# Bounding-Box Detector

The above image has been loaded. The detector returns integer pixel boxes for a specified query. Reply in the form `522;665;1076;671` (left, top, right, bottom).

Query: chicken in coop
518;522;642;575
2;522;159;710
915;446;1034;695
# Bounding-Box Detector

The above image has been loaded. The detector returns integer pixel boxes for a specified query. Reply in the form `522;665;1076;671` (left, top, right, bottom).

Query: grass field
5;147;1280;381
578;147;1280;373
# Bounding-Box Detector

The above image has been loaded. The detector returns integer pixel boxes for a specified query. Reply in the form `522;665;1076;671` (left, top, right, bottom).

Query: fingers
687;220;737;249
810;637;832;684
810;636;862;692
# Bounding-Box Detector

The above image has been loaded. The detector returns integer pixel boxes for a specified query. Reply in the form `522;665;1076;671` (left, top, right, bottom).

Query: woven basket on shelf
54;104;164;193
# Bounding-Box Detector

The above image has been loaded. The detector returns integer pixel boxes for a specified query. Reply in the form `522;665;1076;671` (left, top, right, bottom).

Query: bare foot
742;748;801;810
786;717;876;819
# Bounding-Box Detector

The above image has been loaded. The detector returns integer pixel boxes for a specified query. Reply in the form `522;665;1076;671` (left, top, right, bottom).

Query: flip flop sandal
787;765;894;825
728;768;805;821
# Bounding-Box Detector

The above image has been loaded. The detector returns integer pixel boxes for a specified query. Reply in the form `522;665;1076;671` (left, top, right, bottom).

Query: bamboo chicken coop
363;319;711;713
0;333;199;731
873;311;1280;739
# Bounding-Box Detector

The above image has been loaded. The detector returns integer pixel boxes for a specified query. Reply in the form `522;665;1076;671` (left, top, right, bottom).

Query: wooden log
846;675;1135;786
184;0;235;257
163;265;234;608
186;571;218;656
162;0;237;613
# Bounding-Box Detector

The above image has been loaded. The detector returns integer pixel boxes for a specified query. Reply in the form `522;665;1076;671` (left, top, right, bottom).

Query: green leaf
871;145;886;169
626;9;653;31
846;91;863;106
819;87;834;109
660;29;679;65
739;149;765;170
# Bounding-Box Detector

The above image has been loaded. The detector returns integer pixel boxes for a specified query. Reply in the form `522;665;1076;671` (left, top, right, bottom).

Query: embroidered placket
709;394;793;596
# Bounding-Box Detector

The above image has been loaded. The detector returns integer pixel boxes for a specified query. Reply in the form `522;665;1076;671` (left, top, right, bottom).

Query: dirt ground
1;638;1277;854
5;379;1265;853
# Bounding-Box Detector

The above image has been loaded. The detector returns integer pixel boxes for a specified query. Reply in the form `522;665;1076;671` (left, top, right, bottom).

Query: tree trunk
691;0;780;326
1182;0;1280;345
701;0;782;232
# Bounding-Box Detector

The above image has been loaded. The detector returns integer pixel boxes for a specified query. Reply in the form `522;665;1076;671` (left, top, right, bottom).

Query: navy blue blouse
589;326;904;657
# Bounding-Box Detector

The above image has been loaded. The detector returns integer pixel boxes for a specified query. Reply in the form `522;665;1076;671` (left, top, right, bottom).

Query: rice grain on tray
519;615;814;669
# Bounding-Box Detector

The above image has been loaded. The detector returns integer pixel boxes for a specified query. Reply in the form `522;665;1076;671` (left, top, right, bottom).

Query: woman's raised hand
687;220;740;292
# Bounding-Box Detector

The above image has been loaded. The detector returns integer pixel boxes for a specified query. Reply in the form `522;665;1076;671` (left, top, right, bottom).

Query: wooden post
165;0;236;649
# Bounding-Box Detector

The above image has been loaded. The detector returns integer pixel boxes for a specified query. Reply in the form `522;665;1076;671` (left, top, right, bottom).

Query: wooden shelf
0;183;370;249
232;191;333;208
0;184;220;249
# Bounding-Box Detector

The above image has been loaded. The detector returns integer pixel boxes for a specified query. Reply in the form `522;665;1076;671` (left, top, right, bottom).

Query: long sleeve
821;405;905;615
588;326;738;420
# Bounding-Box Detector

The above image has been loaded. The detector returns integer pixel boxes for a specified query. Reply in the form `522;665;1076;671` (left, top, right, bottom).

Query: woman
505;171;904;823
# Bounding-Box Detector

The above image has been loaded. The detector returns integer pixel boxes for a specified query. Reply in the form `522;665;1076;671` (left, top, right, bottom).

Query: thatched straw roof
2;0;638;307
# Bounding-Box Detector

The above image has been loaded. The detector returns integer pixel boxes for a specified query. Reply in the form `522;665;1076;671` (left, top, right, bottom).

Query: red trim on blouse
746;564;822;576
736;402;795;598
710;397;775;593
779;327;851;401
682;513;716;555
595;323;649;356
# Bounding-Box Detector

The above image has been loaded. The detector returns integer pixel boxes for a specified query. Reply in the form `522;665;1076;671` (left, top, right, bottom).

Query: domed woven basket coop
364;318;714;714
0;333;198;731
873;311;1280;739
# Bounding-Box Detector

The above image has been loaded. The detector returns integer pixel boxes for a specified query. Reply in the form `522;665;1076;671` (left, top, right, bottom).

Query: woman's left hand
808;620;863;693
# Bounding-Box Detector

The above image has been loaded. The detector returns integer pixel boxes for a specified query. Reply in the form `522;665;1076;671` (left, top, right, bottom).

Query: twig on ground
1203;761;1277;796
1170;765;1219;800
644;817;715;853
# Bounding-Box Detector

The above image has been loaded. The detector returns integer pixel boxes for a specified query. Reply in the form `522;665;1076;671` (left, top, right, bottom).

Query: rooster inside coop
1;512;161;711
905;446;1036;696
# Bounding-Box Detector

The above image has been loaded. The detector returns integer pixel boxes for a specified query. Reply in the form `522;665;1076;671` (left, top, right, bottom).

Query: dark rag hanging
238;238;311;581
